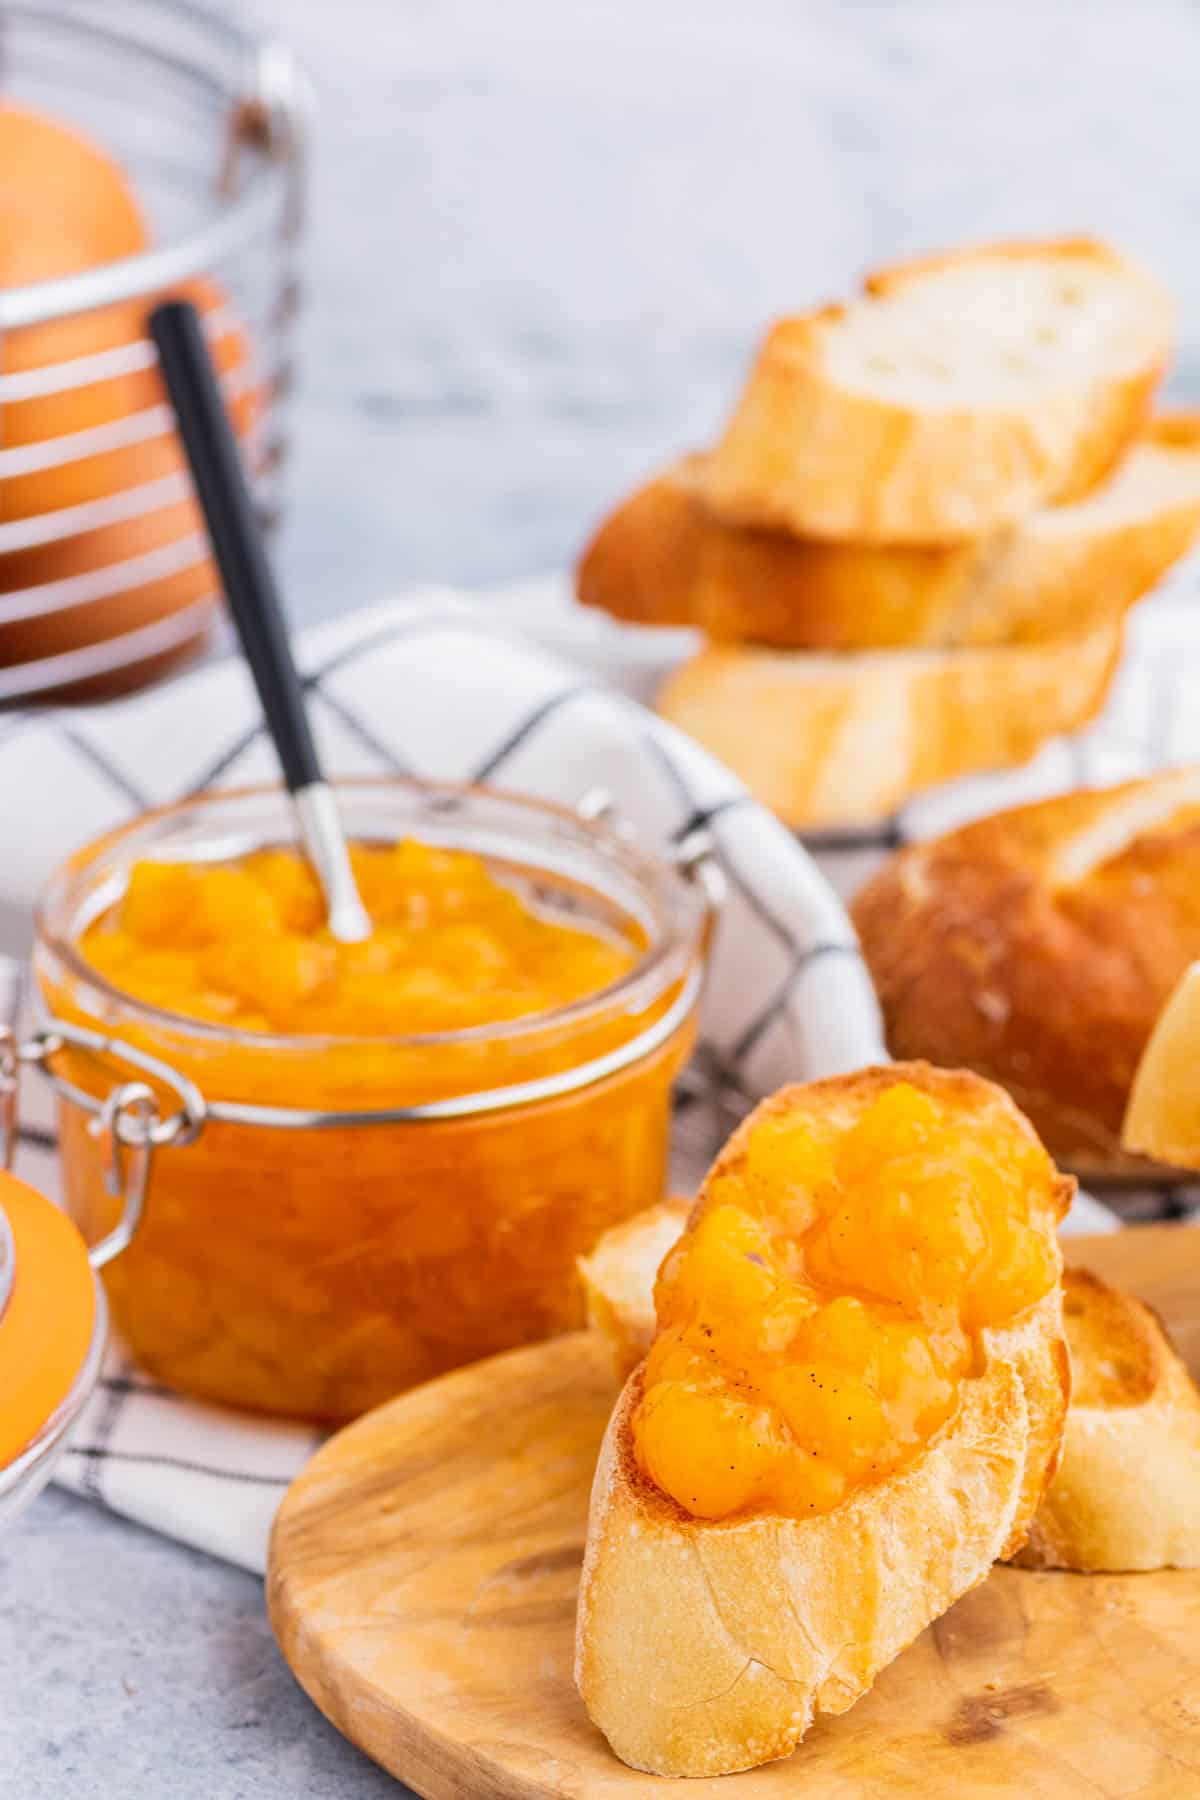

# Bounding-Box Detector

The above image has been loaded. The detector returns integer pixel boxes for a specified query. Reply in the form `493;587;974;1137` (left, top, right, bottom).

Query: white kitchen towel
0;574;1165;1572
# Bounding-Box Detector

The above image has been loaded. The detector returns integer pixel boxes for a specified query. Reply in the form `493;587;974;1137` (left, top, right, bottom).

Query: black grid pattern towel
1;581;923;1571
9;574;1174;1566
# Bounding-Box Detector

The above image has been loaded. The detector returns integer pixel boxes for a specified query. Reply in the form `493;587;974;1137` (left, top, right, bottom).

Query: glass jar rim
36;775;710;1055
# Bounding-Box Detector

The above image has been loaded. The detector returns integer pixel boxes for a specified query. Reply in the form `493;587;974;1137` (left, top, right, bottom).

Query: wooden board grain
267;1227;1200;1798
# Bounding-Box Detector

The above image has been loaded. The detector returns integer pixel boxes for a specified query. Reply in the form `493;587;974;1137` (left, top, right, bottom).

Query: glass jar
32;780;715;1421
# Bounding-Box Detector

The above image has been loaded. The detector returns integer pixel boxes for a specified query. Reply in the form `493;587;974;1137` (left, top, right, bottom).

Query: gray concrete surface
3;1488;400;1798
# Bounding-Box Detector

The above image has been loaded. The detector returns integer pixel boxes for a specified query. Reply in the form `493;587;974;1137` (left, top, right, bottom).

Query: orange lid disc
0;1171;97;1467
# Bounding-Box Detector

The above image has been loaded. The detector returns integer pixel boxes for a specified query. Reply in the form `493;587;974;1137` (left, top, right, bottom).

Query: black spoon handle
149;299;370;943
149;298;318;792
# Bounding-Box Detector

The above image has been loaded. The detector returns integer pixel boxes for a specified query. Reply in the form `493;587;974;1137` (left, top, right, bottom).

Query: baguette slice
583;1224;1200;1576
656;618;1122;830
575;1064;1071;1778
704;239;1172;544
852;770;1200;1175
1123;960;1200;1167
1017;1268;1200;1571
578;417;1200;650
579;1197;691;1381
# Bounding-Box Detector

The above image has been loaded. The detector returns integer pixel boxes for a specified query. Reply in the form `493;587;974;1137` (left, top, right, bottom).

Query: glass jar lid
0;1172;97;1469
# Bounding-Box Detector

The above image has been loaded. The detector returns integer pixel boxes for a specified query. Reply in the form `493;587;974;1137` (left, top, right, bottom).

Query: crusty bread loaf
575;1064;1070;1778
577;417;1200;649
655;618;1122;830
852;769;1200;1176
1017;1268;1200;1571
583;1223;1200;1577
703;239;1172;544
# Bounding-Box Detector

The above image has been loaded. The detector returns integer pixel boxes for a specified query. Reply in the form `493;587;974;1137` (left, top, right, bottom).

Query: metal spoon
149;299;370;943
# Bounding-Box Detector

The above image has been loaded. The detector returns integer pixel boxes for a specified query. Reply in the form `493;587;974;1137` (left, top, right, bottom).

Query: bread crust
575;457;707;631
851;773;1200;1175
1016;1268;1200;1571
703;239;1171;545
577;418;1200;650
655;621;1122;830
574;1063;1070;1778
578;1196;691;1382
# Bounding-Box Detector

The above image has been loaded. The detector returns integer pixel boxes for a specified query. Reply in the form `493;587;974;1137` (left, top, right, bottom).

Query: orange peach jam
79;841;634;1034
50;823;698;1420
633;1081;1059;1521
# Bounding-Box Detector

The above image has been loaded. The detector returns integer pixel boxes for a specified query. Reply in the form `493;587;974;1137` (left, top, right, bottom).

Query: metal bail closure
674;827;728;954
573;789;728;954
0;1020;205;1266
575;788;621;826
89;1081;159;1270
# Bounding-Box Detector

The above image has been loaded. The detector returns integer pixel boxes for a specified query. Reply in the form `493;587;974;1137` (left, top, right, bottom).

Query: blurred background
6;0;1199;665
252;0;1200;623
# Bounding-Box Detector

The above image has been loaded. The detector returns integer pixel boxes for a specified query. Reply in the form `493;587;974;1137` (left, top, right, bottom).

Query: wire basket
0;0;305;704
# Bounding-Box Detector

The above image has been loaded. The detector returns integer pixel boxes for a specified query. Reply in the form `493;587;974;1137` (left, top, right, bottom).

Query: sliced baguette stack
578;240;1197;829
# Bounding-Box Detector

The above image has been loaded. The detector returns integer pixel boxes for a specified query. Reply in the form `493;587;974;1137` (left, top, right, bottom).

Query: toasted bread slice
579;1197;691;1381
576;456;708;631
583;1225;1200;1577
704;239;1171;545
852;770;1200;1175
575;1064;1070;1777
1017;1268;1200;1571
655;618;1122;830
577;417;1200;650
1123;960;1200;1167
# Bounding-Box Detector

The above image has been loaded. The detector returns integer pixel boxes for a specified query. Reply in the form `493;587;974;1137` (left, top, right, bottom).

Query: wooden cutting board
267;1227;1200;1798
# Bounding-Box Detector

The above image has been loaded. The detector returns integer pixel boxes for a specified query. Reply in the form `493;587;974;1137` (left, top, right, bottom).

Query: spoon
148;299;371;944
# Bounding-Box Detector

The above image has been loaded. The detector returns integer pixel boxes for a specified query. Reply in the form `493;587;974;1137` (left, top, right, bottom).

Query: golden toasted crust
1016;1268;1200;1571
576;454;972;644
574;1063;1070;1778
655;621;1122;829
575;456;705;629
576;418;1200;650
851;772;1200;1174
704;238;1171;544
